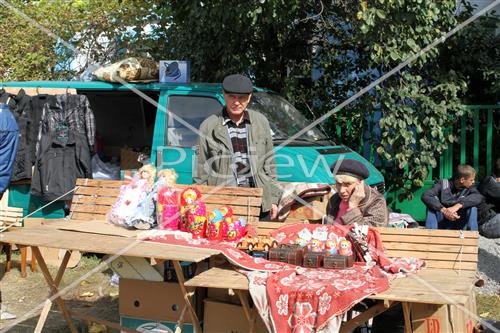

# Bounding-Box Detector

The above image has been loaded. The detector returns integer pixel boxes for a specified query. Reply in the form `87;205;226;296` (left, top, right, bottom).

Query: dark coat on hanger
0;89;34;181
31;130;92;201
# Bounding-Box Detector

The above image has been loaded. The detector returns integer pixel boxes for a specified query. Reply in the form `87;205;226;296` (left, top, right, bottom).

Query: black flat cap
222;74;253;95
330;159;370;180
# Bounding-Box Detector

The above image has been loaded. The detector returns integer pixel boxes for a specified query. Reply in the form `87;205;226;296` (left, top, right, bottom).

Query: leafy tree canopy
0;0;498;196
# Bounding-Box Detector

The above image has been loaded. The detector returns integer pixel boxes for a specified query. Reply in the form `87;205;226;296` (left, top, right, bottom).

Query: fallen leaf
80;280;90;286
480;312;490;317
109;291;119;298
80;292;94;297
88;322;107;333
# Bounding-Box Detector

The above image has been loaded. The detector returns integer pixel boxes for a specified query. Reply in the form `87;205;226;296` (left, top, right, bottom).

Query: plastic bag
92;154;120;180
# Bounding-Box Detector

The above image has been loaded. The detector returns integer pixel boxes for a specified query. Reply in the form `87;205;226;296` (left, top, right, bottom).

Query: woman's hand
349;181;365;209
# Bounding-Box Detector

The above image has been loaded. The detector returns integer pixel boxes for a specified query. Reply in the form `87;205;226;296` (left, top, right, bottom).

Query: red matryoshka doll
180;187;207;238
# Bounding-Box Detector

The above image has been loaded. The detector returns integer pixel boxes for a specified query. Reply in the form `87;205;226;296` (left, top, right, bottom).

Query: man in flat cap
195;74;281;220
325;159;388;227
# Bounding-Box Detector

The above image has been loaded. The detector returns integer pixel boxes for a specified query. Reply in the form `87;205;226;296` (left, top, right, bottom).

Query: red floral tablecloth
144;224;424;333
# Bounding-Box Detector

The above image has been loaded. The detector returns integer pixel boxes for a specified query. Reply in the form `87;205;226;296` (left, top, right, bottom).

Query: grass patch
477;294;500;320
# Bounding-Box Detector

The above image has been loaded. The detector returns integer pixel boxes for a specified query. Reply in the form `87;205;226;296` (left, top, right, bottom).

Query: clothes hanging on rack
31;129;92;201
0;89;33;181
35;94;96;155
30;94;50;162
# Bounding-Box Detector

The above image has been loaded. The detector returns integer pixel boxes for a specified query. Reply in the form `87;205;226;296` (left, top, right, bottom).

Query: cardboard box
206;288;240;305
110;256;163;281
119;279;192;323
203;299;268;333
411;294;476;333
287;195;328;221
120;316;194;333
120;148;142;170
160;60;191;84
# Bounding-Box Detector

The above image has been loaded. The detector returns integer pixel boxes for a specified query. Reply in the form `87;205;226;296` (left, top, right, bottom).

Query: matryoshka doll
219;206;233;238
309;238;325;252
339;239;353;256
206;209;224;241
325;239;338;256
156;169;180;230
180;187;207;238
226;217;246;242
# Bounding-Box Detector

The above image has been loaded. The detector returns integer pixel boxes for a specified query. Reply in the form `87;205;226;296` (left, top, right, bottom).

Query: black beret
330;159;370;180
222;74;253;95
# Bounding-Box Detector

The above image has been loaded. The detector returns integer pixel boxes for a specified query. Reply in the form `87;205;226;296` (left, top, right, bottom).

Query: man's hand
440;207;460;221
270;204;278;220
448;203;463;214
348;181;366;209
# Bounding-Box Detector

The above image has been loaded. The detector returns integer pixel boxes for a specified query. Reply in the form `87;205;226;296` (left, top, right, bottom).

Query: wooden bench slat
70;204;114;214
0;211;24;217
386;250;477;262
0;207;23;212
72;196;118;205
76;179;264;197
0;217;23;223
377;227;479;239
74;194;262;208
380;234;478;246
421;260;477;270
387;276;475;295
76;179;125;187
70;203;261;217
75;187;121;197
371;290;470;305
383;242;478;254
70;212;260;224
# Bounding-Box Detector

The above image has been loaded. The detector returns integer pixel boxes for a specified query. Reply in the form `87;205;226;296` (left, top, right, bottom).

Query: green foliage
0;0;154;80
304;0;468;195
160;0;314;93
439;1;500;103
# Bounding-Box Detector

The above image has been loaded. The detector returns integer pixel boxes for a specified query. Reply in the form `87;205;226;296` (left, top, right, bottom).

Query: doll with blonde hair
155;169;181;230
138;164;157;188
108;164;157;229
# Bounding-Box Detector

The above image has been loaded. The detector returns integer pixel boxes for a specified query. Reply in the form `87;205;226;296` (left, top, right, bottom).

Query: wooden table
0;226;220;333
185;266;478;333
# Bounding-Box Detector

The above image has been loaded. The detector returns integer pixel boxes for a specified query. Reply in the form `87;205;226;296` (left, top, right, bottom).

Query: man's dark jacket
0;89;34;181
478;176;500;225
31;130;92;201
421;179;483;212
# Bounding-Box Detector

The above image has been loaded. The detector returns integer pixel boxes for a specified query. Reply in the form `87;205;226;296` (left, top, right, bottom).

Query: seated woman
325;159;388;227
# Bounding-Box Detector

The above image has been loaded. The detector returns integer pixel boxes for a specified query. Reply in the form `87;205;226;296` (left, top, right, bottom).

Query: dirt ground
0;253;119;333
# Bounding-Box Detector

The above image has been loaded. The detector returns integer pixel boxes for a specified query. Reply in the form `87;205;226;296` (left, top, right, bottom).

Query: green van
1;80;384;217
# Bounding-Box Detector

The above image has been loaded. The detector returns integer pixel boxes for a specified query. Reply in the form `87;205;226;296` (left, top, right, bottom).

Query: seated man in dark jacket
478;158;500;238
422;164;483;230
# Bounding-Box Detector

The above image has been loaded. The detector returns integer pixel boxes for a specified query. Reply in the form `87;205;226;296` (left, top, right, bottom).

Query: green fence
335;104;500;221
439;105;499;180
